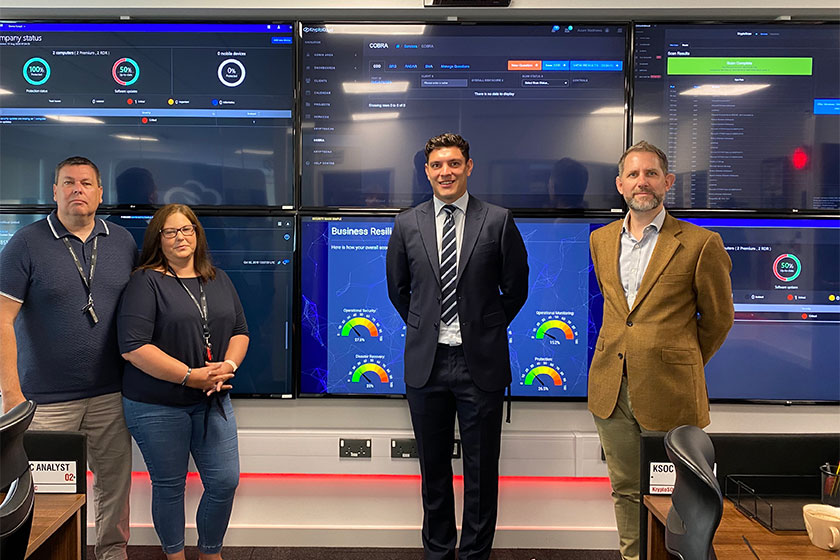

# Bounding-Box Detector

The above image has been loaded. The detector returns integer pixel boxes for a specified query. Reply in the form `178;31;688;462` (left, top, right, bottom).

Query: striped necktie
440;204;458;325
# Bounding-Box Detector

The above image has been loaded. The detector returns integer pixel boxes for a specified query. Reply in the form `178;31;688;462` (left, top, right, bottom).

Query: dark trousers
406;344;505;560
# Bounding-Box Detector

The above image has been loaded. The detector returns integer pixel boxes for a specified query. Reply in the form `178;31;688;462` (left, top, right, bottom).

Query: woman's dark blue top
118;268;248;406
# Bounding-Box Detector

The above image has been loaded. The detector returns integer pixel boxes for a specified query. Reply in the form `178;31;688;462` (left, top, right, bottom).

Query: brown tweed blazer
588;212;734;431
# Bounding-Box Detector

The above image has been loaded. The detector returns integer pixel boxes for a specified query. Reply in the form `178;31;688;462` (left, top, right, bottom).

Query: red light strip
112;472;609;483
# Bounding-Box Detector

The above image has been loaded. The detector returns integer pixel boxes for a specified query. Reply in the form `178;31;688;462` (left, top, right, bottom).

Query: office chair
664;424;724;560
0;400;37;560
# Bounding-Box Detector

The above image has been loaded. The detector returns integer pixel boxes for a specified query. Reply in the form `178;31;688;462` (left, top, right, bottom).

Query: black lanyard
63;236;98;324
168;267;212;361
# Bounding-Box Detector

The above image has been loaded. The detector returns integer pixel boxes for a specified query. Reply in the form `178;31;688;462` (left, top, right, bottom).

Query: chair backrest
0;400;37;560
664;425;724;560
22;430;88;554
0;401;36;490
23;430;87;494
640;432;839;560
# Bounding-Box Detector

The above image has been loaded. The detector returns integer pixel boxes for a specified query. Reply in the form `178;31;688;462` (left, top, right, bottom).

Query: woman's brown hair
136;204;215;281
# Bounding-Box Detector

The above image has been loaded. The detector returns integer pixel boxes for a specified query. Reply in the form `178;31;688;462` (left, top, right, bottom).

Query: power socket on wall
391;438;419;458
339;438;371;458
390;438;461;459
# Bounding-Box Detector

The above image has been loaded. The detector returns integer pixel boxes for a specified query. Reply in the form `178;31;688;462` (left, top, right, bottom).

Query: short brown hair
617;141;669;176
424;133;470;163
136;204;216;281
55;156;101;186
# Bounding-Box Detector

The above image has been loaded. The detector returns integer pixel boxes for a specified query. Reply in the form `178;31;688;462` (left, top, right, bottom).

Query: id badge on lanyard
169;267;212;361
63;236;99;324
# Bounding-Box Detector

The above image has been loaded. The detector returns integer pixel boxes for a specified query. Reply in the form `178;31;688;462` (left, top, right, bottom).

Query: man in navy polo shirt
0;156;136;560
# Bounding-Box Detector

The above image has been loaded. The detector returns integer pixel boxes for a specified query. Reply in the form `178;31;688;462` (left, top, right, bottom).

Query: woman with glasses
118;203;248;560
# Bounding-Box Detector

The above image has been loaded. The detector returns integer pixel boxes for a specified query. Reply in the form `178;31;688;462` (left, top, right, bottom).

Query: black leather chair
664;425;723;560
0;400;37;560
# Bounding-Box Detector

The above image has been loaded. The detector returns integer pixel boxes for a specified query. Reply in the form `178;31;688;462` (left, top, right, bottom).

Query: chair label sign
29;460;77;493
649;461;717;495
649;462;676;494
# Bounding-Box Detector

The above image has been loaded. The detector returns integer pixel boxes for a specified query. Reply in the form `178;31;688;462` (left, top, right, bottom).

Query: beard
625;189;662;212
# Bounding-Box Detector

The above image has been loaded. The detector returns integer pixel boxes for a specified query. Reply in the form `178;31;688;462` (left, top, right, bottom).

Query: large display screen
299;216;404;395
0;213;45;248
0;213;295;397
299;214;608;398
0;22;295;208
299;23;628;209
685;217;840;402
109;213;296;397
300;213;840;403
633;23;840;210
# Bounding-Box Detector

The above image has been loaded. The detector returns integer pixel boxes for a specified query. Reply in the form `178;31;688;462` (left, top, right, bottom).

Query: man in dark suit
589;141;734;560
386;133;529;560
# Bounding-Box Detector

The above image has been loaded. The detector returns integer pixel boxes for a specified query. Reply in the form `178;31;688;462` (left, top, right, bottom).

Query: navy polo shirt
0;212;137;403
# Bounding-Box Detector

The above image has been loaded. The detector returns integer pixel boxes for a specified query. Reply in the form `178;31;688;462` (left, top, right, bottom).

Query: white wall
7;0;836;550
92;399;838;549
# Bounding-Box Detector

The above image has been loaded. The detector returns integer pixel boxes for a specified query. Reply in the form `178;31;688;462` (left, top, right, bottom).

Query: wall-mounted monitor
0;213;45;245
299;215;403;396
683;216;840;403
299;214;610;398
507;217;608;398
633;23;840;210
1;211;295;396
0;22;295;208
299;23;628;209
106;213;296;397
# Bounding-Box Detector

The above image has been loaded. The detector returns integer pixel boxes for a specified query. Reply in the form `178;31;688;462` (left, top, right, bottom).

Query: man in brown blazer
588;141;734;560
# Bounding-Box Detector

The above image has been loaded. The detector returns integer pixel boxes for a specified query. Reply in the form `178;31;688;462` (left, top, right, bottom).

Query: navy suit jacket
386;195;529;392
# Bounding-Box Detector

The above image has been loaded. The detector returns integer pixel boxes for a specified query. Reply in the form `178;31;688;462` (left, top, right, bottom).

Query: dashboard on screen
0;22;295;208
0;213;46;248
684;216;840;403
633;23;840;210
299;23;628;209
299;214;609;398
106;213;296;397
1;212;295;396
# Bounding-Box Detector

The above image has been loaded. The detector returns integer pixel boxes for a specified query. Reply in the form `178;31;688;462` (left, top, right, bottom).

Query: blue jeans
123;395;240;555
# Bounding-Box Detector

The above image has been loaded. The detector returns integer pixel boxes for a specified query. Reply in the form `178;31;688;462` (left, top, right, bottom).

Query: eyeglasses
160;225;197;239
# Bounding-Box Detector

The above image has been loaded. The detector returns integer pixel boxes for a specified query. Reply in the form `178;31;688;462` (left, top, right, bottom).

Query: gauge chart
347;357;394;392
338;314;382;341
519;360;567;395
532;316;578;344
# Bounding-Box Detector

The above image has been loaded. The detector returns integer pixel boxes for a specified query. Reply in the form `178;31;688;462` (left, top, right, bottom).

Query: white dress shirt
433;192;469;345
619;207;666;310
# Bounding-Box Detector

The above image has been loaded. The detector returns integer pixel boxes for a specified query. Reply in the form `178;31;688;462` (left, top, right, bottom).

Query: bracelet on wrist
180;367;192;386
224;359;238;372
